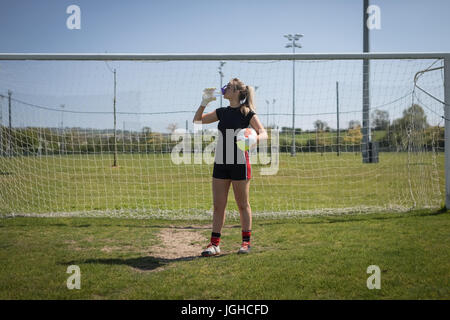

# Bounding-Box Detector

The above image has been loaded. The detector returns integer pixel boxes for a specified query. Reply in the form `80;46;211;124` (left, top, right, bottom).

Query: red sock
211;232;221;246
242;230;251;244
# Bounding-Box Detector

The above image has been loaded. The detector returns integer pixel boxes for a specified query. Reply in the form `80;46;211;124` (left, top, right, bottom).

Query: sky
0;0;449;132
1;0;450;53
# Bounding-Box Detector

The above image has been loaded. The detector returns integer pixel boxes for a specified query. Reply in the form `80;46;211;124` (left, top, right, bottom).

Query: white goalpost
0;52;448;219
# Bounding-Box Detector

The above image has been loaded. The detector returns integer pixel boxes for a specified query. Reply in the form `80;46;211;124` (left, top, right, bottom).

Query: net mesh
0;57;445;219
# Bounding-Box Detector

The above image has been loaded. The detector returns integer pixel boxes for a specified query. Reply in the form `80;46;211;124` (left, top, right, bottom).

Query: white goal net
0;53;447;219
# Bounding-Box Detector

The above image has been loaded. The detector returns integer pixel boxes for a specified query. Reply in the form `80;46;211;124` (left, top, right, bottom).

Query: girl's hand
201;89;217;107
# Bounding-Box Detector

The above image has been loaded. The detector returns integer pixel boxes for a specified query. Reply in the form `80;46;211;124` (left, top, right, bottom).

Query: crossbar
0;52;449;61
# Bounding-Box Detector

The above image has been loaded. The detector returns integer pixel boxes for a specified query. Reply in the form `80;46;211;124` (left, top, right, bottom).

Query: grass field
0;152;445;216
0;209;448;299
1;149;448;299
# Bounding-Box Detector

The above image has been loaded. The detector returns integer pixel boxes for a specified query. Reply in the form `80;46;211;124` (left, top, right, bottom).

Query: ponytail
239;85;256;117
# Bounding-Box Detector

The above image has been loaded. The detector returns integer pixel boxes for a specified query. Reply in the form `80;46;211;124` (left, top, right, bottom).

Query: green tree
313;120;329;132
372;110;390;131
380;104;429;151
402;104;428;130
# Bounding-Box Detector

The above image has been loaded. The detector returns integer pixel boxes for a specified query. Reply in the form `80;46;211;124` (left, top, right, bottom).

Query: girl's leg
202;177;231;256
231;179;252;233
212;177;231;233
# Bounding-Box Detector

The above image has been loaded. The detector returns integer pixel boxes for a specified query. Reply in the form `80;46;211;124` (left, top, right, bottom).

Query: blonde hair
230;78;256;117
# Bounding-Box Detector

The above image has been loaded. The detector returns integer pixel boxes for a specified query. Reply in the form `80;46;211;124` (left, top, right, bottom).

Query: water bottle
203;87;223;97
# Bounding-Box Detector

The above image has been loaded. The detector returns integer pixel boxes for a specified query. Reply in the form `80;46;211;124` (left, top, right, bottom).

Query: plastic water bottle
203;88;223;97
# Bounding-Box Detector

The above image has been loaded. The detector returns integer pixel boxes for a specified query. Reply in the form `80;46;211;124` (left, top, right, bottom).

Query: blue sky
1;0;450;53
0;0;448;132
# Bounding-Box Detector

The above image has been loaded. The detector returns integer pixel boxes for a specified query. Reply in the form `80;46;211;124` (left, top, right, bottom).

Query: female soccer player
193;78;267;256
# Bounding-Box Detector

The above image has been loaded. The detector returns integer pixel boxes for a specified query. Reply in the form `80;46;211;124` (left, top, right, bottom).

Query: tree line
0;104;444;156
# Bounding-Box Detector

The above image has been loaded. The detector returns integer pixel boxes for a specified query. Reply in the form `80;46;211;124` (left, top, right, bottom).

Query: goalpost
0;52;448;219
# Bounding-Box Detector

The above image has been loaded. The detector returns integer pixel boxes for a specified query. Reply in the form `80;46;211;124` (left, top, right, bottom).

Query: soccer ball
236;128;257;151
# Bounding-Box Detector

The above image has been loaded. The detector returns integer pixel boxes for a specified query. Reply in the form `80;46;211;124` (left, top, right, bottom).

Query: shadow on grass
62;253;230;272
113;224;241;230
1;223;240;230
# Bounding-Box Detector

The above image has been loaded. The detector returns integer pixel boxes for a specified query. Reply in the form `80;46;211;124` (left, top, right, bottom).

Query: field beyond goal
0;52;449;219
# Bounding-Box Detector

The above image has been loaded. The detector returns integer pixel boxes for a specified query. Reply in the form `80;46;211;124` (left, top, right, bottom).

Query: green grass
0;209;449;299
0;152;445;215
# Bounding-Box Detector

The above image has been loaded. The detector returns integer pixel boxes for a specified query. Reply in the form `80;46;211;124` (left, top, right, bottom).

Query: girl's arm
193;105;219;124
250;115;268;142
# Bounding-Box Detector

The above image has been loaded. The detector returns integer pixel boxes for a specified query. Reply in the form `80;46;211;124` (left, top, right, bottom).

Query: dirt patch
149;228;207;260
129;227;209;273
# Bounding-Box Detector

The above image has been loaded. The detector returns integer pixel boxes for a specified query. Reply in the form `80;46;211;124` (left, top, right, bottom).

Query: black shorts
213;162;252;180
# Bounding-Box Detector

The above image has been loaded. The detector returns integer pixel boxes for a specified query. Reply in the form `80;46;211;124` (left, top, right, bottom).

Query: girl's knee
237;202;251;212
213;203;227;213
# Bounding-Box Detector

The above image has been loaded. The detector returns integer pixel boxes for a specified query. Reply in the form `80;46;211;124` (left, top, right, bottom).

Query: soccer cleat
238;241;251;254
201;243;220;257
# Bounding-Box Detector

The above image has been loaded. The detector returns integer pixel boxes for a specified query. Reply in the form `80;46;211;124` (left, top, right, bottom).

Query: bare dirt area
149;227;207;260
130;226;210;272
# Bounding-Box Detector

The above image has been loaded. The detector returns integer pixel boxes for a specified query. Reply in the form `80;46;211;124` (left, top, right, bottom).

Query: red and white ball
236;128;257;151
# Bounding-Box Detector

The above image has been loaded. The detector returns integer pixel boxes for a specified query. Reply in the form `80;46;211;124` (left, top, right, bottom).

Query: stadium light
284;33;303;156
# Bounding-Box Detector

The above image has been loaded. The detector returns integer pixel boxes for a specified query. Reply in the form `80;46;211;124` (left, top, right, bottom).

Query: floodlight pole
292;47;296;157
60;104;65;154
8;90;12;157
444;55;450;209
272;99;276;129
362;0;371;163
284;33;303;157
61;104;64;130
336;81;340;156
218;61;226;108
104;61;118;167
113;68;118;167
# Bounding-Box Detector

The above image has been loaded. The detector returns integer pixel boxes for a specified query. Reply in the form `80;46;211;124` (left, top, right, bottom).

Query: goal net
0;54;446;219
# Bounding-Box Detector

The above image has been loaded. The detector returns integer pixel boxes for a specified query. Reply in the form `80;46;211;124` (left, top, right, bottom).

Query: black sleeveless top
214;106;256;165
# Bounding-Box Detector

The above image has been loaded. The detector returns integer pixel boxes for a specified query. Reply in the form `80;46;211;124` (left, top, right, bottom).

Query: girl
193;78;267;256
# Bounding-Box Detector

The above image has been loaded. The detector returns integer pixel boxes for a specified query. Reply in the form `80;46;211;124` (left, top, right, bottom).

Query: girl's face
223;82;239;100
